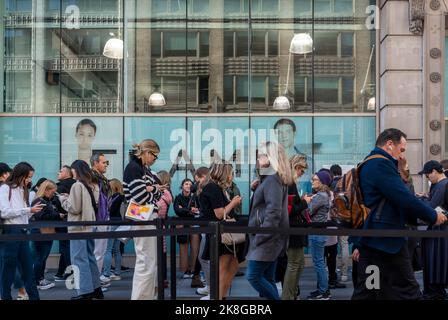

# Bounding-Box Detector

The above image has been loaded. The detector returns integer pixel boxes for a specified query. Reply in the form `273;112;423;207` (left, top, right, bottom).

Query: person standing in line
246;141;292;301
0;162;43;300
193;167;211;298
352;128;446;300
156;170;173;288
173;178;199;279
282;155;309;300
417;161;448;300
30;180;64;290
59;160;102;300
123;139;165;300
199;163;243;300
90;153;111;283
53;165;76;281
329;164;350;283
303;169;333;300
101;179;126;282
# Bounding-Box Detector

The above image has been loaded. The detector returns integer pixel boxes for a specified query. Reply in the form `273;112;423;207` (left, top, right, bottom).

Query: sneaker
101;281;111;288
109;274;122;281
16;293;29;300
341;275;348;282
191;275;205;288
100;275;111;283
54;273;71;282
307;290;331;300
182;271;193;279
200;294;210;300
329;281;346;289
196;285;209;296
101;287;109;293
37;279;55;290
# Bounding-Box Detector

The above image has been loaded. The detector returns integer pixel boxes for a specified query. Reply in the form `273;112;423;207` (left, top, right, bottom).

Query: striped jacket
123;156;162;209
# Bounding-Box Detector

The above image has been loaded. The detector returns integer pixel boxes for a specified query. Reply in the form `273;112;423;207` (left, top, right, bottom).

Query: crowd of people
0;128;447;300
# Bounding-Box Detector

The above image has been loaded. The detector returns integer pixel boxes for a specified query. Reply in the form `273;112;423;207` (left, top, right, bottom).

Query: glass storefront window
0;117;60;180
1;0;375;114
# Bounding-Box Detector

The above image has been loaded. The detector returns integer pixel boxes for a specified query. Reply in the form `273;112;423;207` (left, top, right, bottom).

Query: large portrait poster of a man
251;117;313;195
61;117;123;180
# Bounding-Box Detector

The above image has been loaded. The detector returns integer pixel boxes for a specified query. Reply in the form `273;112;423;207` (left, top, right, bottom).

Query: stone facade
379;0;445;191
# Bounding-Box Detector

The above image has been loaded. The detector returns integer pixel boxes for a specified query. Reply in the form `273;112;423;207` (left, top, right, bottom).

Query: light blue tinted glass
0;117;60;181
314;117;376;172
251;117;313;195
187;117;250;214
124;117;187;217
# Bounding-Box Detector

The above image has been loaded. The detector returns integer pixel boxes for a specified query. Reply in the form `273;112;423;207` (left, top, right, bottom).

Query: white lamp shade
149;92;166;107
273;96;291;110
290;33;313;54
367;97;376;111
103;38;124;59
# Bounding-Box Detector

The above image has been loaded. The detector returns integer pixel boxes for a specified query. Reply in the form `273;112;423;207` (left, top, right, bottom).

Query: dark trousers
0;230;40;300
56;239;71;276
325;244;338;283
275;254;287;284
352;245;421;300
32;240;53;283
352;246;358;288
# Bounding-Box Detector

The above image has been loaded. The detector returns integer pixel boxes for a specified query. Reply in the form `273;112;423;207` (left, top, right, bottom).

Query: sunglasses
150;152;159;160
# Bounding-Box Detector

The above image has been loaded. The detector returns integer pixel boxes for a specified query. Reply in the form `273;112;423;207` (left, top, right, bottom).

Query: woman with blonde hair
198;162;243;299
31;179;64;290
123;139;165;300
282;155;309;300
246;141;292;300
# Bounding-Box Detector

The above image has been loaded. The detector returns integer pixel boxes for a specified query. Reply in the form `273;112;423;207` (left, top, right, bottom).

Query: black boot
92;287;104;300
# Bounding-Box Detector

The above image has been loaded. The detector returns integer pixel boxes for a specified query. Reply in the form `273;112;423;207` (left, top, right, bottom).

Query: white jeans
338;236;350;276
131;222;158;300
94;226;109;273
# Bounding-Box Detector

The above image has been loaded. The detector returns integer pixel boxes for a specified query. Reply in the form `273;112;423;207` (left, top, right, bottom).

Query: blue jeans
246;260;280;300
309;235;329;293
32;238;54;283
102;225;122;277
70;239;101;295
0;229;40;300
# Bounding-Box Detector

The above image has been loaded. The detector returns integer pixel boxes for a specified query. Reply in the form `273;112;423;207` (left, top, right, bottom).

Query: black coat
288;183;308;248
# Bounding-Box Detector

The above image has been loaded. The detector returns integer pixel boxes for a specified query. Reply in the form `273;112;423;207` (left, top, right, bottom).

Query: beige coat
62;181;99;233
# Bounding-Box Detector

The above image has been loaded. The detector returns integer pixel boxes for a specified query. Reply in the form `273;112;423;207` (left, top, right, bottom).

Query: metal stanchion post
170;223;177;300
156;218;165;300
209;221;220;300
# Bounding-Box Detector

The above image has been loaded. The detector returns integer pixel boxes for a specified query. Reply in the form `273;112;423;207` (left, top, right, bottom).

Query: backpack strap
356;154;389;221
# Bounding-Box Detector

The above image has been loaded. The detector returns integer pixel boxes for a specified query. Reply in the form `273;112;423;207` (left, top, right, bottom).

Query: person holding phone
30;180;65;290
0;162;44;300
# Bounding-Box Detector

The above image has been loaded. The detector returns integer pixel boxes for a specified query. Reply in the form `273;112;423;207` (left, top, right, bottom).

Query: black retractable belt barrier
1;216;448;301
156;218;165;300
209;221;220;301
170;223;177;300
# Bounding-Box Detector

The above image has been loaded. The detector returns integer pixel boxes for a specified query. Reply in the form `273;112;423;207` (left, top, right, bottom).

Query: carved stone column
379;0;425;191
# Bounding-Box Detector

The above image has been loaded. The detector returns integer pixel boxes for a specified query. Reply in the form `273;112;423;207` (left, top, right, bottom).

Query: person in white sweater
59;160;101;300
0;162;43;300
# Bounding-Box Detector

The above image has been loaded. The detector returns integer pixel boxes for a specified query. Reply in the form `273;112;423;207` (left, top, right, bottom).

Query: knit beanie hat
315;169;332;187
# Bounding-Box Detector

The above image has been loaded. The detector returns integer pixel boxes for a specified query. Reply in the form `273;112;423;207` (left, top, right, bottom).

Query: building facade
4;0;441;212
